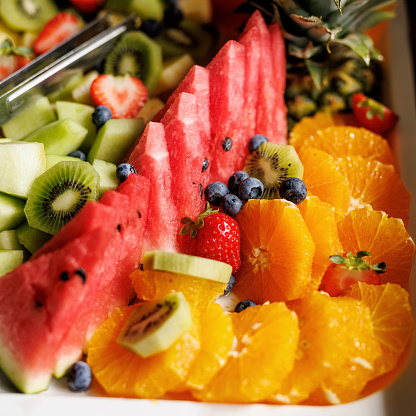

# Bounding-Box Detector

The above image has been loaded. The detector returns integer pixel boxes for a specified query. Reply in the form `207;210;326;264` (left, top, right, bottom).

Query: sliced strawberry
90;74;148;119
16;56;31;69
69;0;103;13
33;12;82;56
319;251;385;297
0;55;18;81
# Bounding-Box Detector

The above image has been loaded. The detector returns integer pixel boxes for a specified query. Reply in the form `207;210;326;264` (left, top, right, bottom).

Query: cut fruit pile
0;1;414;409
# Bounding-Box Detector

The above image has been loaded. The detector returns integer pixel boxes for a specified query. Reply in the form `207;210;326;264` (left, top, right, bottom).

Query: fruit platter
0;0;416;415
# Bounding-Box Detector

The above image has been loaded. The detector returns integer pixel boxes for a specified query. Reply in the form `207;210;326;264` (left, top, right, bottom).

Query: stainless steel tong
0;14;137;126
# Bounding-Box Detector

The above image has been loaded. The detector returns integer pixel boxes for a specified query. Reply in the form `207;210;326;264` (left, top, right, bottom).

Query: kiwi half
104;31;162;95
0;0;59;32
24;161;99;235
244;143;304;200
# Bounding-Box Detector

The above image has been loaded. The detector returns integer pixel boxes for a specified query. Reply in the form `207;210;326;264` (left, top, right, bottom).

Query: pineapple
238;0;397;124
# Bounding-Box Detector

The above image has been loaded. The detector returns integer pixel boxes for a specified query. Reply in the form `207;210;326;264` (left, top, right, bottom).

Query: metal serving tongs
0;13;137;126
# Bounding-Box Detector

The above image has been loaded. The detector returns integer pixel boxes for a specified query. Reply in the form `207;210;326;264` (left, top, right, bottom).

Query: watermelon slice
207;40;247;183
160;92;208;220
128;122;180;253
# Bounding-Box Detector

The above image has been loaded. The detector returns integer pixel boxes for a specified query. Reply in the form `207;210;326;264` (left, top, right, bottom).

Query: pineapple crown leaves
0;39;32;58
329;251;387;273
179;202;219;239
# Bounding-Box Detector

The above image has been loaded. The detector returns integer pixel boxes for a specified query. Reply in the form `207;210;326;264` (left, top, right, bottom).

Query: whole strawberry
179;203;241;273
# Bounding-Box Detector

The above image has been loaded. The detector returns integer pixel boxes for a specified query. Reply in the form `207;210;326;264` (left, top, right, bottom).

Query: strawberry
319;251;385;297
0;54;18;81
90;74;148;119
16;56;32;69
179;203;241;273
69;0;104;13
33;12;82;56
0;39;32;81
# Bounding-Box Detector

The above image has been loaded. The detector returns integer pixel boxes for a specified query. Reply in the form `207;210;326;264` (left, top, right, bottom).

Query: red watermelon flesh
128;122;180;253
160;92;208;220
0;228;113;393
207;40;247;183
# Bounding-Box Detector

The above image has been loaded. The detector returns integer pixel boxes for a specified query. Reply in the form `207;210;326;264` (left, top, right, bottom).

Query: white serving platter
1;1;416;415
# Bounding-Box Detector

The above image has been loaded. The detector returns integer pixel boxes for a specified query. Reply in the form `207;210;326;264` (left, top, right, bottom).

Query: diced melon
91;159;118;196
45;155;79;170
136;98;165;124
0;193;26;231
0;230;25;250
0;142;46;199
16;222;52;255
0;250;24;277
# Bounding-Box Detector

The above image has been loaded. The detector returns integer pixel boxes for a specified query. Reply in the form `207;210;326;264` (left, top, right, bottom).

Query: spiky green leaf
305;59;329;91
332;32;374;65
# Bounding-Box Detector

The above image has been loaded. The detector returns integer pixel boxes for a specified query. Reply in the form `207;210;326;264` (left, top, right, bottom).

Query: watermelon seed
139;264;144;270
138;210;142;218
199;183;203;198
117;224;121;231
202;158;209;172
35;300;43;307
222;137;232;151
74;268;86;284
60;271;70;282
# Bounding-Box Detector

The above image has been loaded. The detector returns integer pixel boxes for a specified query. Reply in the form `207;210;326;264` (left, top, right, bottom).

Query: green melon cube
88;118;145;165
0;230;25;250
1;96;56;140
23;119;88;156
0;250;24;277
0;193;26;232
16;222;52;254
45;154;79;170
55;101;96;153
92;159;118;196
0;142;46;199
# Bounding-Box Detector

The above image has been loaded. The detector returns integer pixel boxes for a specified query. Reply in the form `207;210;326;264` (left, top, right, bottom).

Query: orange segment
337;207;415;289
87;303;200;398
289;126;397;168
186;302;234;390
299;147;350;214
271;292;381;405
345;282;415;377
336;156;411;226
234;199;315;303
298;196;344;293
193;302;299;403
130;269;227;308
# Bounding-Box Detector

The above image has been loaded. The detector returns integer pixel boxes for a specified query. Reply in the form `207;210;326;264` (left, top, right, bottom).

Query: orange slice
272;292;381;405
289;126;397;168
298;196;344;293
130;269;227;308
234;198;315;303
335;156;411;226
299;147;350;215
345;282;415;377
185;302;234;390
193;302;299;403
337;206;415;289
87;303;200;398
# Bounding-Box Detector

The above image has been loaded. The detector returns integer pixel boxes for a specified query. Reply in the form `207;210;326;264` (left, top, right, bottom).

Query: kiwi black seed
244;142;304;200
0;0;59;32
24;161;99;235
104;31;163;95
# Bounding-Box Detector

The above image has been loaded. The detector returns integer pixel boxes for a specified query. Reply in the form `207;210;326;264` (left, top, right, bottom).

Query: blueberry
234;299;257;313
68;150;86;161
92;105;112;128
228;171;249;195
140;19;162;38
67;361;92;392
248;134;269;153
223;274;235;296
238;177;264;201
163;4;183;27
279;177;307;205
221;193;243;217
116;163;137;183
204;181;229;207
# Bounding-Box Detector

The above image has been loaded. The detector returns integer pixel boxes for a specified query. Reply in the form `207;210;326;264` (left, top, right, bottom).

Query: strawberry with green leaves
319;251;386;297
0;39;32;81
179;203;241;273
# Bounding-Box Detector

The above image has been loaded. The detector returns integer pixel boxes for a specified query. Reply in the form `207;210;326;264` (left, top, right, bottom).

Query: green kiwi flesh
0;0;59;32
244;143;304;200
24;161;99;235
104;31;162;95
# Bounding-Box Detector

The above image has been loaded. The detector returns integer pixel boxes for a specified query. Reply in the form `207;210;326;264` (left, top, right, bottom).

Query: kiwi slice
244;143;304;200
24;161;99;235
0;0;59;32
117;291;192;358
143;251;232;284
155;19;216;66
104;31;162;95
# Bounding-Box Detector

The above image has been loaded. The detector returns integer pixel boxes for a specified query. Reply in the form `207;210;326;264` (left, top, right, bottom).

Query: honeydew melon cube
1;96;57;140
136;98;165;124
45;154;78;170
0;142;46;199
55;101;96;153
16;222;52;254
88;118;145;165
0;193;26;231
91;159;118;196
0;230;25;250
23;119;88;156
0;250;24;277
